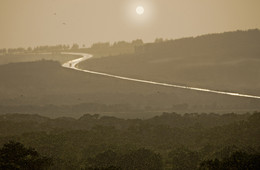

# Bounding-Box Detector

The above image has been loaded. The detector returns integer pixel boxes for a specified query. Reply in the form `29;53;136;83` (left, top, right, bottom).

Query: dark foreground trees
169;147;200;170
199;151;260;170
0;141;52;170
85;148;163;170
0;112;259;169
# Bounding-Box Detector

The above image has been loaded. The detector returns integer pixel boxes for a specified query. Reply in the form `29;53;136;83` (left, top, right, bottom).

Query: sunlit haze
1;0;260;48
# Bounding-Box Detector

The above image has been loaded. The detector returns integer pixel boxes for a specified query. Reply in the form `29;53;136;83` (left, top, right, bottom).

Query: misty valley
0;30;260;169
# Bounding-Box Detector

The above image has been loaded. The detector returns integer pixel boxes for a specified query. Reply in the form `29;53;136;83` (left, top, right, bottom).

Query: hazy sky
1;0;260;48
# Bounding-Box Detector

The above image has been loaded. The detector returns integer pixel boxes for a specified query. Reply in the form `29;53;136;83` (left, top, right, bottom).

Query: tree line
0;39;145;56
0;112;259;169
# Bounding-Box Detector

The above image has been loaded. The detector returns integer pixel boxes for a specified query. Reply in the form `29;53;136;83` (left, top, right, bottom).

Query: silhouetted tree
119;148;163;170
91;42;110;49
154;38;164;43
0;141;52;170
85;150;121;170
199;151;260;170
27;47;32;52
71;43;79;49
169;147;200;170
131;39;143;47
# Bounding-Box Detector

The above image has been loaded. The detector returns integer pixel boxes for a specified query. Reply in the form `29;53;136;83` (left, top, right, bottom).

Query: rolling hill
0;30;260;118
79;29;260;95
0;60;259;118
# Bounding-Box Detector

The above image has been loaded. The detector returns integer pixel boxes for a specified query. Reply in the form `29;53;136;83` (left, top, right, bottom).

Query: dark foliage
0;112;259;169
0;141;52;170
86;148;162;170
199;151;260;170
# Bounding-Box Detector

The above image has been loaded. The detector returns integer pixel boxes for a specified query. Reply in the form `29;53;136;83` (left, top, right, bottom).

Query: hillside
0;60;259;117
0;53;78;65
79;29;260;95
0;60;172;104
1;30;260;117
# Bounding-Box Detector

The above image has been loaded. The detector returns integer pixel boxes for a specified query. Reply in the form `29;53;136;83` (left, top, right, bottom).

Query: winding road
62;52;260;99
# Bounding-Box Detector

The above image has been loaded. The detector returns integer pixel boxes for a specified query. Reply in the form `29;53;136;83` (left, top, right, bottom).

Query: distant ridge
79;29;260;99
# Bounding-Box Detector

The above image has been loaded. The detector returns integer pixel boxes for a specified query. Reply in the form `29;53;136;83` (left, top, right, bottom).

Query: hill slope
79;29;260;95
0;60;259;117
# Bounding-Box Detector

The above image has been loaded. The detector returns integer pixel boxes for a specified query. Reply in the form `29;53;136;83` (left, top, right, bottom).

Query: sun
136;6;144;15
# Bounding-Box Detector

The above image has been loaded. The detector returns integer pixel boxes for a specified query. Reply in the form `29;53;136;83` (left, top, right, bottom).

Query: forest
0;112;259;169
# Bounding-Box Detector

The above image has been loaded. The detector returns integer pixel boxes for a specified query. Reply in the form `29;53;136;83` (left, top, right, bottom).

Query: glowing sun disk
136;6;144;15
